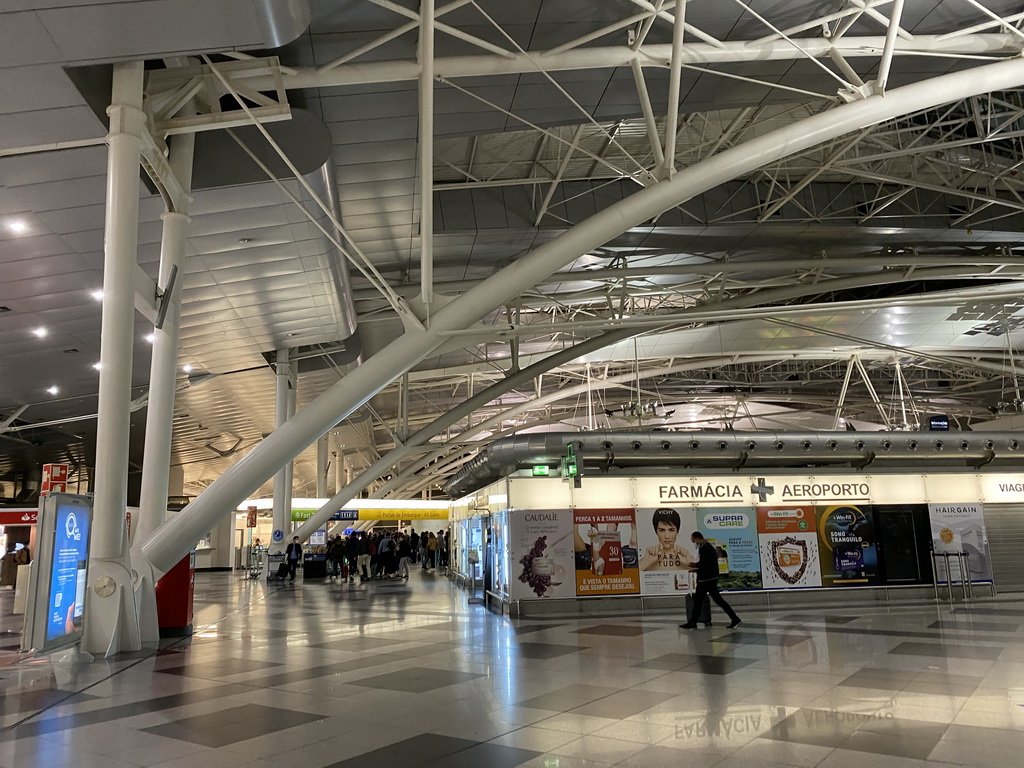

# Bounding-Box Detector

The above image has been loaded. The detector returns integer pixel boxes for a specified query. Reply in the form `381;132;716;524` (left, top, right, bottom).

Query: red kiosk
155;551;195;637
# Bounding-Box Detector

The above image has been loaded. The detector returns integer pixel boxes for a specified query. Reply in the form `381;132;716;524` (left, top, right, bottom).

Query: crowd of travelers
323;528;450;582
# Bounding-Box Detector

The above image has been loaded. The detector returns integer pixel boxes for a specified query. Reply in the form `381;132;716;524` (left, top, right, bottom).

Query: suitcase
686;593;712;626
276;562;291;579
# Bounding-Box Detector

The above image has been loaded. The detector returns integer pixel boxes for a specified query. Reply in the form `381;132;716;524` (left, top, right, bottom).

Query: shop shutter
985;503;1024;592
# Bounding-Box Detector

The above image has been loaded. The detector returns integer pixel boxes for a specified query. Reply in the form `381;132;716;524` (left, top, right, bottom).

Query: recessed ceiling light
46;385;59;396
90;289;103;301
7;221;27;233
145;333;156;343
92;362;101;371
32;327;48;338
182;364;193;373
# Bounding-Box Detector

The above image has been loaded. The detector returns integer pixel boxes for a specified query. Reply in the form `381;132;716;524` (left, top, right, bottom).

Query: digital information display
46;501;90;642
22;493;93;654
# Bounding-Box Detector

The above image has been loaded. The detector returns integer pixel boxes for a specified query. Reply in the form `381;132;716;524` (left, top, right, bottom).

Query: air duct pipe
442;431;1017;497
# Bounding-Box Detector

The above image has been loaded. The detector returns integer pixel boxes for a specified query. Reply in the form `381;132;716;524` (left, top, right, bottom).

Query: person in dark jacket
329;535;346;578
356;532;371;581
409;529;420;563
345;533;359;582
680;531;741;629
285;536;303;581
397;533;412;578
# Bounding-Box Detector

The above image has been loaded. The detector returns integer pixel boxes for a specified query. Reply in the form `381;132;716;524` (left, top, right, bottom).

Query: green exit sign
532;465;551;476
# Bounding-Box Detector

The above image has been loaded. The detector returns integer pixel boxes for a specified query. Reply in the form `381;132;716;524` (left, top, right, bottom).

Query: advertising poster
756;506;822;589
927;502;993;583
492;511;510;598
47;501;90;642
573;509;640;596
636;506;698;595
816;504;879;586
509;509;575;600
701;507;762;590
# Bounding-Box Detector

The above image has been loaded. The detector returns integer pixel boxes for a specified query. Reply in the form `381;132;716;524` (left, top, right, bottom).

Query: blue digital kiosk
22;493;93;654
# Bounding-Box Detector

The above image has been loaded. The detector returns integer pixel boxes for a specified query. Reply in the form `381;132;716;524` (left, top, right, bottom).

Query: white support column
271;349;294;551
876;0;906;93
137;135;194;546
139;56;1024;577
833;356;856;430
316;435;330;498
85;61;146;657
418;0;435;309
662;0;687;177
630;59;666;169
132;131;194;647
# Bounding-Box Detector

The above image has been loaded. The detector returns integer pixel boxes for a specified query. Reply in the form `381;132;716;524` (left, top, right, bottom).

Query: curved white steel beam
292;327;639;541
245;35;1021;89
140;56;1024;576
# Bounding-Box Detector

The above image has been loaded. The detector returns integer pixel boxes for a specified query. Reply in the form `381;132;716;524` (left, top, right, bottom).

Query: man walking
680;531;741;630
285;536;303;581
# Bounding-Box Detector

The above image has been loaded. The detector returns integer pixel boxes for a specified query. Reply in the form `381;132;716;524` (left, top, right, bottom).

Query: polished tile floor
2;571;1024;768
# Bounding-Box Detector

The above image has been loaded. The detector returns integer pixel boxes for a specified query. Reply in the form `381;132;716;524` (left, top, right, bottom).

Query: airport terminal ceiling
3;1;1024;503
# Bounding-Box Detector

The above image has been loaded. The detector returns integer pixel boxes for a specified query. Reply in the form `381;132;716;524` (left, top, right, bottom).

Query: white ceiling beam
243;35;1022;89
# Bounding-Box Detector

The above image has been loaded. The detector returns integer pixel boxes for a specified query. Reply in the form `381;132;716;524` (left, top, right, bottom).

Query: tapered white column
418;0;435;308
270;349;295;552
137;133;194;546
316;435;330;498
85;61;146;656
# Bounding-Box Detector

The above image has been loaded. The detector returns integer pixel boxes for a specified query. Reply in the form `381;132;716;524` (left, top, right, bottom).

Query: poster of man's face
637;507;697;594
656;519;679;550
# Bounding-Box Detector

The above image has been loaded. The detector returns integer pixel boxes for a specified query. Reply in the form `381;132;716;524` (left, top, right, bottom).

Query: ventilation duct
442;431;1021;497
300;158;360;353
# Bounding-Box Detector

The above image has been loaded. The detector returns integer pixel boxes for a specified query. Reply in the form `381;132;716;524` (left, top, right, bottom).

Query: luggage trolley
247;548;264;580
266;552;288;581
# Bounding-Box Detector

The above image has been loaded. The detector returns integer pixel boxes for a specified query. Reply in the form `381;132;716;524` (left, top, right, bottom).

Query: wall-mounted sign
290;508;446;522
40;463;69;496
0;509;38;525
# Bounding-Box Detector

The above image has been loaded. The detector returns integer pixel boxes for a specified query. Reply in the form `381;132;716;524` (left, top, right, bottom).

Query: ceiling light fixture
182;364;193;373
46;385;59;395
7;221;27;233
32;327;48;338
91;289;103;301
145;333;156;343
92;362;101;371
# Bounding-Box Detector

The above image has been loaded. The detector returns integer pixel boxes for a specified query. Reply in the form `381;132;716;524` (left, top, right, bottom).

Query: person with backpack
426;532;438;570
377;532;396;577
